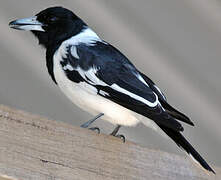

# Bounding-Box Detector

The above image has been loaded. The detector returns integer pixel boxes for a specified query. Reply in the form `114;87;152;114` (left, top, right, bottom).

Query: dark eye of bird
48;16;58;22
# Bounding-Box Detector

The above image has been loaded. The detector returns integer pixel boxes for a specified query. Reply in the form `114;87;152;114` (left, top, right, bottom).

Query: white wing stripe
63;64;74;71
154;85;166;101
136;73;149;86
76;66;107;86
70;46;80;59
111;83;158;107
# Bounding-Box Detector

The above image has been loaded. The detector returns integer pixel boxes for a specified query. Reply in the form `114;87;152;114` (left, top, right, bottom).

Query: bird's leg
110;125;121;136
80;113;104;133
110;125;125;142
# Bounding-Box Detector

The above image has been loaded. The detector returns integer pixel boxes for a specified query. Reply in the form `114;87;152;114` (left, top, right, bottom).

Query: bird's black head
9;6;87;48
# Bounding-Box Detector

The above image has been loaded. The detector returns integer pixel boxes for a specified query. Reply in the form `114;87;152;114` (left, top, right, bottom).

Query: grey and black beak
9;16;45;32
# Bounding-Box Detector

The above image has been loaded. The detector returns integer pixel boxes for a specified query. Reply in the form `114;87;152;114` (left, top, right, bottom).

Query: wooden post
0;105;220;180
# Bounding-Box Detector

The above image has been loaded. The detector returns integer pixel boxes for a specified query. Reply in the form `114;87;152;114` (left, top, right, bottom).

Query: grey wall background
1;0;221;167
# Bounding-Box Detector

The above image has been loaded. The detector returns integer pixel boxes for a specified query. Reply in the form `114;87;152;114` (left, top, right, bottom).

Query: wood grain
0;105;220;180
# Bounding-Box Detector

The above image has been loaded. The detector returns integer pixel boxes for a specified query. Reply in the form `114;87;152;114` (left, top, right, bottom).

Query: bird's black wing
61;42;183;131
139;72;194;126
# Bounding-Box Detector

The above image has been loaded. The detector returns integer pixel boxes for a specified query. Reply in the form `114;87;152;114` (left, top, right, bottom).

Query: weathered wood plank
0;105;219;180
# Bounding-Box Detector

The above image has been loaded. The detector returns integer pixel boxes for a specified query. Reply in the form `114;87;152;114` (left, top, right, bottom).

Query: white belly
53;53;141;126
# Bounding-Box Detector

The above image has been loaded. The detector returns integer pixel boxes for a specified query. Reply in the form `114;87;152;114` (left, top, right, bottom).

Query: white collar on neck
64;27;102;46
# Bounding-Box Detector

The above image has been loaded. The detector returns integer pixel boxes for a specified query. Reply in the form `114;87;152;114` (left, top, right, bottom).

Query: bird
9;6;215;174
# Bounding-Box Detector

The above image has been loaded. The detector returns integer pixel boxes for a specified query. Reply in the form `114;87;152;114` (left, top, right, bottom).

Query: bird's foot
112;134;125;142
89;127;100;134
110;125;125;142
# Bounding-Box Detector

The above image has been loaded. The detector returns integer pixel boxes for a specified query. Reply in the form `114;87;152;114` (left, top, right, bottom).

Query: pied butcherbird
9;6;215;174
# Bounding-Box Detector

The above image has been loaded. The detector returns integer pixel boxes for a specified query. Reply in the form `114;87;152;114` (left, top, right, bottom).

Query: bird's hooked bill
9;16;45;32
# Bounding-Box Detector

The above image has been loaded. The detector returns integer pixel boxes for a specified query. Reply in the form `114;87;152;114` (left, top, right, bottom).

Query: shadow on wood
0;105;219;180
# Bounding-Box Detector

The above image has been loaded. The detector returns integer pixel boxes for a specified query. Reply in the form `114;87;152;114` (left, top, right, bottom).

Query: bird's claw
112;134;125;142
89;127;100;134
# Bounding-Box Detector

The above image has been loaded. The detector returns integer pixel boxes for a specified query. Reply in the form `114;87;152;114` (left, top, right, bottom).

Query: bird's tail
160;100;194;126
157;124;215;174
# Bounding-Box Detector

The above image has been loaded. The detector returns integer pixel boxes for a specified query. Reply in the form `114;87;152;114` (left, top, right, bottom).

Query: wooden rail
0;105;220;179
